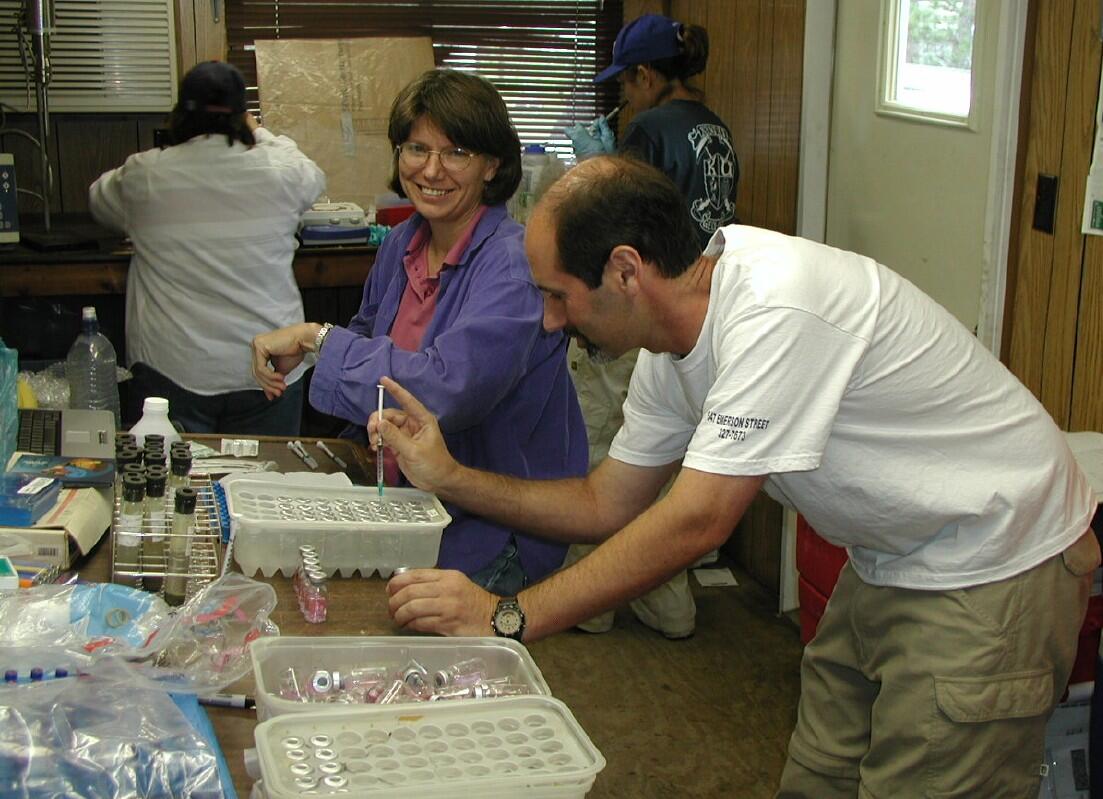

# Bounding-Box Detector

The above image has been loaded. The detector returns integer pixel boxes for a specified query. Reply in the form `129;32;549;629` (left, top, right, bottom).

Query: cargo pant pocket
1062;529;1101;578
927;670;1052;798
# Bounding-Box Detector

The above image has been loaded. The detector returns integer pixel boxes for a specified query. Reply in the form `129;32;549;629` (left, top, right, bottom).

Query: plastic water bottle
509;145;566;224
65;306;120;426
129;396;182;448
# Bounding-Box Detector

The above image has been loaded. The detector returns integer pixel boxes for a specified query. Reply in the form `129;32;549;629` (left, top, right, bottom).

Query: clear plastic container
252;695;605;798
226;481;451;578
250;636;551;722
508;145;566;224
128;396;182;448
65;306;120;426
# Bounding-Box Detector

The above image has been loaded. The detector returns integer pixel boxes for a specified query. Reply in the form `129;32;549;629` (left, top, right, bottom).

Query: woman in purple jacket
252;69;587;595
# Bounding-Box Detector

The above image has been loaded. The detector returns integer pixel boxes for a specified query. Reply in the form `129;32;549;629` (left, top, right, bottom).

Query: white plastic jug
129;396;182;448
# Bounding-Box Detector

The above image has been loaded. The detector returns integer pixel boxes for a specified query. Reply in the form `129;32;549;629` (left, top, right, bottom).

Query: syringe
588;102;626;135
376;384;385;496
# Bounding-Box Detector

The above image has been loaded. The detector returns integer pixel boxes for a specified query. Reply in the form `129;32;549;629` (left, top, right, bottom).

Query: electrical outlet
0;154;19;244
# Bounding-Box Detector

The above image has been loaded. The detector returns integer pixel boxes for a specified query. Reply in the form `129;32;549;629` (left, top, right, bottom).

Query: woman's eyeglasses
396;142;476;172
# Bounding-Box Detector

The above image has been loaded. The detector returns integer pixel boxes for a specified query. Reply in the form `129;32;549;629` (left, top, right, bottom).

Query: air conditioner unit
0;0;177;113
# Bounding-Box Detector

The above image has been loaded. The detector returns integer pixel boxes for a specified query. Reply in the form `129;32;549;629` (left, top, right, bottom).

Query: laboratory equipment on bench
298;201;370;246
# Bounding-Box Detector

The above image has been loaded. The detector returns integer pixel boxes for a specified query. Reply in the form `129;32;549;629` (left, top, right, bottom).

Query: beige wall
825;0;1003;329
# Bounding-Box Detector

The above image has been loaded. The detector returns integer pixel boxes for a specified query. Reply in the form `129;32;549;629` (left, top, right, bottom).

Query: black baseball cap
178;60;246;115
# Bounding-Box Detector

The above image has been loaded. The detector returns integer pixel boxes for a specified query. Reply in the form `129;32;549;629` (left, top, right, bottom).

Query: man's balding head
534;155;703;289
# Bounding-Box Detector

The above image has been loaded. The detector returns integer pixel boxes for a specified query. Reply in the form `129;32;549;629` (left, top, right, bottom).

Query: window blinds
0;0;176;112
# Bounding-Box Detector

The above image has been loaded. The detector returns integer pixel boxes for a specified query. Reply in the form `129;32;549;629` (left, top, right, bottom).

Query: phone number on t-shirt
707;411;770;443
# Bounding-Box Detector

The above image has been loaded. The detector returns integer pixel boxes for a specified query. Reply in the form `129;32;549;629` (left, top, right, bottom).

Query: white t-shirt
610;226;1096;590
89;128;326;394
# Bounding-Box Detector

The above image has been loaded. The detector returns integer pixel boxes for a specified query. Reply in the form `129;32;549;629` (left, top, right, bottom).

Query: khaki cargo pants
778;530;1100;799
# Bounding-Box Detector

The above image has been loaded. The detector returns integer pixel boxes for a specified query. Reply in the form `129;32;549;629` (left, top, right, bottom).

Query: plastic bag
148;572;279;693
0;582;174;658
0;574;278;693
19;361;69;409
0;338;16;467
0;658;227;798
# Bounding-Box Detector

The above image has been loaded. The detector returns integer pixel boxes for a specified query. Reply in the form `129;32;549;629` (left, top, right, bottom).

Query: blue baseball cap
594;14;682;84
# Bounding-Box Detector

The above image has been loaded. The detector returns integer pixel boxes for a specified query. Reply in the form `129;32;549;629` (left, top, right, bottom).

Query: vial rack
111;475;223;602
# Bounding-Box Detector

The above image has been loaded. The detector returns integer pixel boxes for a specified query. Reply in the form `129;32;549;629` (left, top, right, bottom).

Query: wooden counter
0;242;375;297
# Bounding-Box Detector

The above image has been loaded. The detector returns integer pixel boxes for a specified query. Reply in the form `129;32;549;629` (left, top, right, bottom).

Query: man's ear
604;244;642;295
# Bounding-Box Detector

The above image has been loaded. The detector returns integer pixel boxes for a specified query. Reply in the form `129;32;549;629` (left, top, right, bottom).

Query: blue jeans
469;538;528;597
128;362;303;436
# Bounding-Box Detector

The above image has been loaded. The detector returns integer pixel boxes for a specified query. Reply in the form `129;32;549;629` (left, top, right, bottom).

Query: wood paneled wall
1006;0;1103;431
1;115;165;218
625;0;806;233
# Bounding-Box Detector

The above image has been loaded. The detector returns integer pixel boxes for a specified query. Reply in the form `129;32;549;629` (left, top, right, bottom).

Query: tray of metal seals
226;480;451;578
253;695;606;798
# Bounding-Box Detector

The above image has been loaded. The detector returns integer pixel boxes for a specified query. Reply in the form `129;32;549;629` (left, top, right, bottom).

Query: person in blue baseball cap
565;14;738;249
561;14;740;640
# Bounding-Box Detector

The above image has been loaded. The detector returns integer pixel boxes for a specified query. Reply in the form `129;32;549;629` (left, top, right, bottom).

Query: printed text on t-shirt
707;410;770;442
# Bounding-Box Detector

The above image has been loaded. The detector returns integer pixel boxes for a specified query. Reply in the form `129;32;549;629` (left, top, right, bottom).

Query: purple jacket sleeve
310;212;544;433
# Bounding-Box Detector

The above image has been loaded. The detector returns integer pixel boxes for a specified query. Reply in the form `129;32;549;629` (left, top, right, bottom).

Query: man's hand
387;568;498;636
251;323;317;399
372;377;461;494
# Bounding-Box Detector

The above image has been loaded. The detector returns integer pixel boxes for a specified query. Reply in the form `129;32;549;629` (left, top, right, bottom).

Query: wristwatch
491;596;526;641
312;322;334;354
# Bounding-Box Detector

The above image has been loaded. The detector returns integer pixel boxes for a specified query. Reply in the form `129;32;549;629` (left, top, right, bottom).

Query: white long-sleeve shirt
89;128;325;394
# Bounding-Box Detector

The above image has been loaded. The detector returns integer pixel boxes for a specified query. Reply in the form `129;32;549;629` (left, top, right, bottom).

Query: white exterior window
0;0;177;113
877;0;978;127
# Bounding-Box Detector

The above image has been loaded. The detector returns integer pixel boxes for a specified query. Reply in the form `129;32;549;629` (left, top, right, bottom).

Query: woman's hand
251;323;318;399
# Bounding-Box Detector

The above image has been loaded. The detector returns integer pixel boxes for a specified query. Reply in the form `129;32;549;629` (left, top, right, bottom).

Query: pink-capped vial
301;568;328;624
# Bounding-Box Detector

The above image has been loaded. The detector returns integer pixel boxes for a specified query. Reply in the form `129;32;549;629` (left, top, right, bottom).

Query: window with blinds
0;0;176;112
226;0;623;158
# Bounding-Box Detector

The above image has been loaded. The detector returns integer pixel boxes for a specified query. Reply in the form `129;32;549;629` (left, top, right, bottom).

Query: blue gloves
565;116;615;159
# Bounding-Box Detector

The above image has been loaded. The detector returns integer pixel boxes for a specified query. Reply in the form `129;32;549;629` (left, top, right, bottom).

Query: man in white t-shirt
377;156;1100;797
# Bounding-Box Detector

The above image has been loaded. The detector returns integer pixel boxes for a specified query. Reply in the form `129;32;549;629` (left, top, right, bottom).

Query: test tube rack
111;475;223;602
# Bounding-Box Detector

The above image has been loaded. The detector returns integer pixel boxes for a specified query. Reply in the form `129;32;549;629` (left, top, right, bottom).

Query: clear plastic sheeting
0;582;174;658
0;660;227;798
148;573;279;694
0;574;279;694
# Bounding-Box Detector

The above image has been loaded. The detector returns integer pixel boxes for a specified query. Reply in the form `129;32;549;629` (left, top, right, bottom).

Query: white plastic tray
226;479;450;577
253;695;605;798
251;636;552;722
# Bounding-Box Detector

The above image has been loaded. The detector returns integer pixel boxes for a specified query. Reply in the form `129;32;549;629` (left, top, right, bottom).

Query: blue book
6;451;115;488
0;473;61;525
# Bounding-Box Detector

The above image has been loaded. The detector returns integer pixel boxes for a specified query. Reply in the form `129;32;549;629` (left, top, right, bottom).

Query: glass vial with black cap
115;473;145;587
164;486;197;606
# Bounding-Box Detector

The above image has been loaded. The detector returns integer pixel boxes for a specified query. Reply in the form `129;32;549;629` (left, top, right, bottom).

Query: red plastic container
375;204;416;226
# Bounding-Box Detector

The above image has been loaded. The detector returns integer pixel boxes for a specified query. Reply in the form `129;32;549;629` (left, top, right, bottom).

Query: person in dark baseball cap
559;12;739;640
593;13;684;84
169;60;252;147
89;57;325;437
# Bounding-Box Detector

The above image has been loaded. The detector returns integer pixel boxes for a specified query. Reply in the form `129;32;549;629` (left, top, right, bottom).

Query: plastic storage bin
251;636;551;722
226;480;451;577
253;695;606;798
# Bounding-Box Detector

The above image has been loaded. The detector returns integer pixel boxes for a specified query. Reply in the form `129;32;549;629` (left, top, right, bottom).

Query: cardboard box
0;486;112;567
255;37;436;211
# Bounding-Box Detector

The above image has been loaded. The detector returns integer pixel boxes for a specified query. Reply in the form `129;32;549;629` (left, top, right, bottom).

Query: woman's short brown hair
388;69;522;206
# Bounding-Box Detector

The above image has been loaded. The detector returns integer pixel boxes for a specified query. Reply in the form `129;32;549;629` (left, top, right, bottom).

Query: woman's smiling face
397;116;499;230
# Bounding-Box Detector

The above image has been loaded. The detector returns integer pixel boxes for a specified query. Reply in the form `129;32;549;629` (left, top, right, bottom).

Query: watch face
495;609;523;636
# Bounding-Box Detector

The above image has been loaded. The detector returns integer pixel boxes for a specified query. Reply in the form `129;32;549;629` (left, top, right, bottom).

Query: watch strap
313;322;334;354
